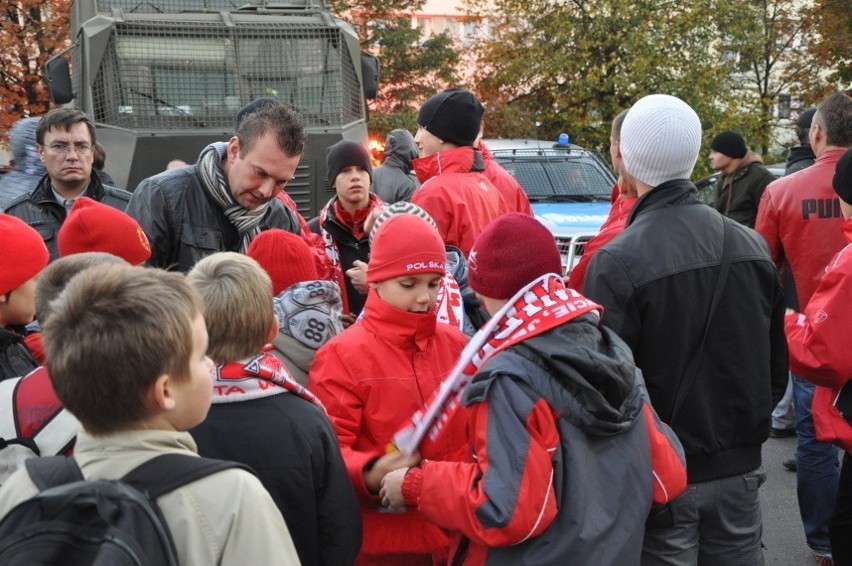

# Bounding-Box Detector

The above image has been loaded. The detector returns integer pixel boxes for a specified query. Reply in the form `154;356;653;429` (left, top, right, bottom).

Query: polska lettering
407;261;445;271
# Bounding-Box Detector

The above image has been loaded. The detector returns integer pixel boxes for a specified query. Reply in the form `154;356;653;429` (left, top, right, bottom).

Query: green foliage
465;0;847;180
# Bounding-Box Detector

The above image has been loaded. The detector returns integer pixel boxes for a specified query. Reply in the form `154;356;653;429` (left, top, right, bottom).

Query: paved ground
761;434;835;565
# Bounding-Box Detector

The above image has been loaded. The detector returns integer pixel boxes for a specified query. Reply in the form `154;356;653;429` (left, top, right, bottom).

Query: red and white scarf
393;273;601;456
318;195;383;313
212;347;325;411
435;272;465;331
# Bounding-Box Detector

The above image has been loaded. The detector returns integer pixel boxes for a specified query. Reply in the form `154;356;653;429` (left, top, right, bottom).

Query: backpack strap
30;409;80;456
25;455;85;491
0;378;21;443
121;453;255;499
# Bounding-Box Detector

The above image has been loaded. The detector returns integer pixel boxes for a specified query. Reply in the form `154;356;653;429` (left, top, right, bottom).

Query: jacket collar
360;288;437;351
412;146;484;184
31;172;106;206
627;179;702;227
843;217;852;243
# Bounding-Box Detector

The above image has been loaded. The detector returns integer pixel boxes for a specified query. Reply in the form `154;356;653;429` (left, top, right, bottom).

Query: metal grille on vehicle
556;234;596;273
90;18;363;130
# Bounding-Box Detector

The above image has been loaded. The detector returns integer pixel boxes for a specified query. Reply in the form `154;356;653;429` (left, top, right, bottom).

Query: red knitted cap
0;214;49;295
247;229;318;295
367;215;446;283
58;197;151;265
468;213;562;299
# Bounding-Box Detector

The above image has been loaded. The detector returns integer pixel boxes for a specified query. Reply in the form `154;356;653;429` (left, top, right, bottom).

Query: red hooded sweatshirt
308;289;469;563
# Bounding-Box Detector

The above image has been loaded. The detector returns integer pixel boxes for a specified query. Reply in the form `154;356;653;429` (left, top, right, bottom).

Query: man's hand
346;260;369;294
380;468;409;510
363;451;420;494
340;312;357;328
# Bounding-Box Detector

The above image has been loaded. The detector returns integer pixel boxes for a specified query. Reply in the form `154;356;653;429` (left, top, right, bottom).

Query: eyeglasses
45;143;93;156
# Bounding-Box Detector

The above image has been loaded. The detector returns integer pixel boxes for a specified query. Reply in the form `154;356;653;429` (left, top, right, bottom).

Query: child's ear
148;374;177;412
266;315;279;343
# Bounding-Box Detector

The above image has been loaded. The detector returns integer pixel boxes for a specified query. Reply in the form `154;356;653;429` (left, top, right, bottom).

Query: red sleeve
641;403;687;505
568;195;636;292
308;343;383;499
404;392;559;547
755;187;784;270
785;250;852;387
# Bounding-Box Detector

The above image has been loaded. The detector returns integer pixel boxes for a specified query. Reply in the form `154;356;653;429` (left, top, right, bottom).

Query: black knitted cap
416;88;484;147
326;140;372;187
833;147;852;205
711;131;747;159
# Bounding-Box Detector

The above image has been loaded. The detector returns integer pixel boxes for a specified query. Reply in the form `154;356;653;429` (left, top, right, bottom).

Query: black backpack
0;453;252;565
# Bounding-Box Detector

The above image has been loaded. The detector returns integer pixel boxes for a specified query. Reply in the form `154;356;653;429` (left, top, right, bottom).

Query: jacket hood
273;280;344;350
469;315;645;434
9;118;46;177
383;129;419;171
786;144;816;167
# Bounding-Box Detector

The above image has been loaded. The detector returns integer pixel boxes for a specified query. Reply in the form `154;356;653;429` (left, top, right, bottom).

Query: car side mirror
46;55;74;105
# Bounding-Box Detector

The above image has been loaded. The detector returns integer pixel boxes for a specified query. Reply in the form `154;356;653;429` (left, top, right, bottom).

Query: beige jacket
0;429;301;565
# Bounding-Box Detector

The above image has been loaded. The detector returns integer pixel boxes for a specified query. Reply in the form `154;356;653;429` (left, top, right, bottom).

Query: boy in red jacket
380;213;686;565
309;214;469;565
785;148;852;563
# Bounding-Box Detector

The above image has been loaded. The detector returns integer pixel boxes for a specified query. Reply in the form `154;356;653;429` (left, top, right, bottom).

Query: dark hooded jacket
0;327;39;383
403;316;686;565
712;150;776;228
784;143;816;176
0;118;46;210
371;129;420;203
3;173;131;261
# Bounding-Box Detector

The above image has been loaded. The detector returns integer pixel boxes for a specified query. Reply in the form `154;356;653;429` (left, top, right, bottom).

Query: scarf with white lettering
318;194;383;313
393;273;601;456
212;348;325;411
198;142;269;253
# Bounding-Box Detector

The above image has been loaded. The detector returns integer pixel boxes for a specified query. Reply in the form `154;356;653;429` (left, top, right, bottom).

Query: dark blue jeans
792;374;840;556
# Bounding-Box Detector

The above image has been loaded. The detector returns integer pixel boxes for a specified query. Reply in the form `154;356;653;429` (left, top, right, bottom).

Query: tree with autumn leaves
2;0;848;164
327;0;461;138
0;0;70;143
465;0;850;176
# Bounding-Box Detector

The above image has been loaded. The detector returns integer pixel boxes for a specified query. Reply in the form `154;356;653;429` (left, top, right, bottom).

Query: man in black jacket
126;101;303;272
584;94;787;566
3;109;131;261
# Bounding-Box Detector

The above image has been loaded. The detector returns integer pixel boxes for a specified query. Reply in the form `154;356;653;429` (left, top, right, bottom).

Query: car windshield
490;148;614;202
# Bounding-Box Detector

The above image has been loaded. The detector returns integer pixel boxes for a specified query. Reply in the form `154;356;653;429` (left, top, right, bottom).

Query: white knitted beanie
621;94;702;187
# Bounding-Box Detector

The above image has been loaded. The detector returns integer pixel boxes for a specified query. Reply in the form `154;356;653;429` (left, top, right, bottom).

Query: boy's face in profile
371;273;442;313
168;314;215;430
0;276;38;327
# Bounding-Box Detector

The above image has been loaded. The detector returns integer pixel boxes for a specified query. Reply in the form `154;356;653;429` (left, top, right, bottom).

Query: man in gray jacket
371;129;420;203
4;109;131;261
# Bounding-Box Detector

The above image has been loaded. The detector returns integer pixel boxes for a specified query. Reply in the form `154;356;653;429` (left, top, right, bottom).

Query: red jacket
412;147;507;255
308;289;469;560
479;143;533;216
568;185;637;293
785;218;852;451
756;149;847;306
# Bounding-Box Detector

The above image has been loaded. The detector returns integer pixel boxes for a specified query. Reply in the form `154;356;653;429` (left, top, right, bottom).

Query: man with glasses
3;108;131;261
126;101;303;272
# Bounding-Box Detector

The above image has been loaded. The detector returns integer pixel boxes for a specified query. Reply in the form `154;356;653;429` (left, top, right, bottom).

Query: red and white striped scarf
318;195;383;313
393;273;601;456
212;347;325;411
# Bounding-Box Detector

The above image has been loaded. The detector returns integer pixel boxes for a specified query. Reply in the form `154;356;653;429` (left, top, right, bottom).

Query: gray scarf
198;142;268;252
